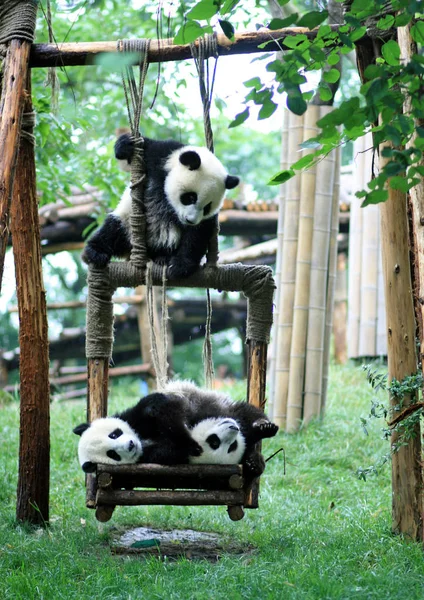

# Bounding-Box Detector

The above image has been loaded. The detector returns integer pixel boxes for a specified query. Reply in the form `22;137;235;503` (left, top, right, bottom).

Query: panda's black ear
73;423;90;436
82;461;97;473
180;150;201;171
225;175;240;190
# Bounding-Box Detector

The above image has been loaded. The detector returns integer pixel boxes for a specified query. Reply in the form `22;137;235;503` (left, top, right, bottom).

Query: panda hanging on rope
73;381;278;477
82;134;240;279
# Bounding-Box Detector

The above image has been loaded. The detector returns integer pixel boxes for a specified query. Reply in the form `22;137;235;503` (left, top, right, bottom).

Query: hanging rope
190;34;220;387
43;0;59;114
146;263;169;390
117;38;151;270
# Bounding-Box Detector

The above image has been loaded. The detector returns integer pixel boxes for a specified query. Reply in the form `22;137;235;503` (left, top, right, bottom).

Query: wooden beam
29;27;341;69
0;40;32;293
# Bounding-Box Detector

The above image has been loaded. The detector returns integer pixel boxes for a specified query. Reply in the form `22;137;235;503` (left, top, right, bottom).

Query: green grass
1;363;424;599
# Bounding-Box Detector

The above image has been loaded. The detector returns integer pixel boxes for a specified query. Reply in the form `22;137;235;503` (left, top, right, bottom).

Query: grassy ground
1;362;424;599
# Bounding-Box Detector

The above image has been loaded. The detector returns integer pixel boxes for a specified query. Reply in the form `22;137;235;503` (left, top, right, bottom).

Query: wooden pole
0;40;32;294
28;27;342;69
11;73;50;525
285;105;319;432
380;145;423;539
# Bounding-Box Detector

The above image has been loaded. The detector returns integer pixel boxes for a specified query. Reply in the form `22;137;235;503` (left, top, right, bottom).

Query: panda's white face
189;418;245;465
164;147;239;226
74;417;143;473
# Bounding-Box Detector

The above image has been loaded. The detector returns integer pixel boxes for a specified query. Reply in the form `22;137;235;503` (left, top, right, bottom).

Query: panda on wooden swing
73;381;278;477
82;134;240;279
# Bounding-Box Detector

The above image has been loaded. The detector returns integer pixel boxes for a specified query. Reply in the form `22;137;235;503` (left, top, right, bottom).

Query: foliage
357;363;424;480
3;363;424;598
175;0;424;206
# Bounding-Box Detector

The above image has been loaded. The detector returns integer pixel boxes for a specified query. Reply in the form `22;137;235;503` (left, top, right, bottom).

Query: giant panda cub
73;381;278;476
82;134;240;279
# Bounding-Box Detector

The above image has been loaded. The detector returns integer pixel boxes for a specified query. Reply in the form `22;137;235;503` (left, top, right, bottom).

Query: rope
190;34;220;386
44;0;59;114
0;0;38;44
85;262;275;359
117;38;151;270
146;263;169;390
20;111;36;146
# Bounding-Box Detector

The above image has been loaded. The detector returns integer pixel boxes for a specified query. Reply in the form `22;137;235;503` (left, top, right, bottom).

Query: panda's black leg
243;450;266;477
82;215;132;267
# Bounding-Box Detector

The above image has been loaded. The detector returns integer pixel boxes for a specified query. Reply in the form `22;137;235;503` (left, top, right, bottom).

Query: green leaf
268;15;298;29
221;0;241;14
292;154;315;170
283;34;307;49
349;26;367;42
317;24;331;39
297;10;328;30
411;21;424;45
318;83;333;102
389;176;409;192
300;138;321;149
309;45;326;62
377;15;395;30
323;68;340;84
394;13;411;27
174;21;206;45
268;169;295;185
219;19;235;40
187;0;219;20
286;94;307;116
258;99;278;120
244;77;262;90
228;107;250;128
327;53;340;66
361;189;388;207
381;40;400;66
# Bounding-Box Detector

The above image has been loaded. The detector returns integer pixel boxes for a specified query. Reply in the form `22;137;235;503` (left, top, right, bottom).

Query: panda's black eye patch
206;434;221;450
180;192;198;206
228;440;238;453
106;450;122;461
203;202;212;216
108;428;123;440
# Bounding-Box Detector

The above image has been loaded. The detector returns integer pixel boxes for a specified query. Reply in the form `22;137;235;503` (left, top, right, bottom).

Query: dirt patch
110;526;254;561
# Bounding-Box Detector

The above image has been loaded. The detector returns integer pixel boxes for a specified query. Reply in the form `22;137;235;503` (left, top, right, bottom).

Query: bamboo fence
271;105;340;431
347;134;387;358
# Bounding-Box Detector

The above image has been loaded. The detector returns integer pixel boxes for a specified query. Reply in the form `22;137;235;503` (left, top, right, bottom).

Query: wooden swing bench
83;35;275;523
85;262;275;522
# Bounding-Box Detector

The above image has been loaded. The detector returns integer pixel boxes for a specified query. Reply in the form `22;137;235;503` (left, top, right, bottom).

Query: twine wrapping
20;111;36;146
86;262;275;359
0;0;38;44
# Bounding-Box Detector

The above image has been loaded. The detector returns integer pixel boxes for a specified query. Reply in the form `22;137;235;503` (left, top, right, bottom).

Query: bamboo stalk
358;203;379;356
332;252;348;364
376;235;387;356
273;111;304;429
0;40;32;294
268;108;289;420
322;145;341;411
285;105;319;433
347;137;367;358
303;106;336;424
29;27;342;69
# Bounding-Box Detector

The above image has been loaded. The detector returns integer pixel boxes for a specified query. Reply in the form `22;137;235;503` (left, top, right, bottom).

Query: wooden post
0;40;32;294
244;340;268;509
380;150;423;540
11;73;50;525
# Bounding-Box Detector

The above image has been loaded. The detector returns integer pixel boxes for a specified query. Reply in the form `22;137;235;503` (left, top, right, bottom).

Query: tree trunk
11;73;50;525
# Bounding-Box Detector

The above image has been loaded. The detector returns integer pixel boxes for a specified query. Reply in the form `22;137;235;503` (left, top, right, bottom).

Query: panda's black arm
82;214;132;268
167;216;217;280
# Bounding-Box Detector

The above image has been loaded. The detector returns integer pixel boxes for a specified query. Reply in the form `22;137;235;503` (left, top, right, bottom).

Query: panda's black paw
252;419;279;440
243;451;265;477
167;260;198;281
81;244;111;268
188;438;203;457
115;133;134;162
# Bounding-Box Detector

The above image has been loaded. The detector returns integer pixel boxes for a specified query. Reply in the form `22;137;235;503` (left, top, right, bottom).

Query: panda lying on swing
73;381;278;477
82;134;240;279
